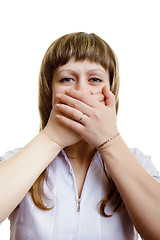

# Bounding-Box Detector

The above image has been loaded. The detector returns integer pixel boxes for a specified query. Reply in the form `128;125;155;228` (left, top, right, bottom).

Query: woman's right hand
42;107;82;148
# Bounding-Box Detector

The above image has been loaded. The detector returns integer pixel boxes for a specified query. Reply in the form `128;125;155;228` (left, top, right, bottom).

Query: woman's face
52;56;110;105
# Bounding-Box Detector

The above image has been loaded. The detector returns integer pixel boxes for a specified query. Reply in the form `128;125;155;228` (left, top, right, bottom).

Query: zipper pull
77;198;81;212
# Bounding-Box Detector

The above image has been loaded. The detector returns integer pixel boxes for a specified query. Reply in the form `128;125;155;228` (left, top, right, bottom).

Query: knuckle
111;92;115;98
70;121;76;129
98;94;104;101
92;109;100;119
71;109;78;118
82;95;88;102
112;95;116;102
72;101;78;109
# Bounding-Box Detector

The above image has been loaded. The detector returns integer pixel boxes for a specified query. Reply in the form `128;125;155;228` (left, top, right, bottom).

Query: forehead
56;56;107;74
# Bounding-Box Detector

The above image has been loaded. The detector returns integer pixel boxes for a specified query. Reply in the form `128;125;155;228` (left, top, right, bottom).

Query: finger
65;88;101;107
56;93;93;116
91;92;104;102
102;86;116;110
56;114;84;134
55;103;88;124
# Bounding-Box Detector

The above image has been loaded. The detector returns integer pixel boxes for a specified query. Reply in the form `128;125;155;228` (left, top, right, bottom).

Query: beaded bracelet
97;133;120;149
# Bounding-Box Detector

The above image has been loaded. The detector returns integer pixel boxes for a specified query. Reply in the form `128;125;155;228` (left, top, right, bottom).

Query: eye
89;77;103;83
60;78;74;83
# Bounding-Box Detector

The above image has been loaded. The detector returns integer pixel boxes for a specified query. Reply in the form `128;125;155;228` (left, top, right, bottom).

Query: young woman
0;32;160;240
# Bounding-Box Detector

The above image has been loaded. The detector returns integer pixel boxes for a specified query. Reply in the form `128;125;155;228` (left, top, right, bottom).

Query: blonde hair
29;32;122;216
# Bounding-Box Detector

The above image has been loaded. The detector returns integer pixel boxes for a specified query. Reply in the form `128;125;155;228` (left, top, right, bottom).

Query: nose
74;80;91;95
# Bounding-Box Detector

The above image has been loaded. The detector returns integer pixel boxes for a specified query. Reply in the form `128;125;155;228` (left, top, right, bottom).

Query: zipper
77;198;81;212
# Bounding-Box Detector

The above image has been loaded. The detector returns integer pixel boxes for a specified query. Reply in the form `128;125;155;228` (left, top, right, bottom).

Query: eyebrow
56;69;106;76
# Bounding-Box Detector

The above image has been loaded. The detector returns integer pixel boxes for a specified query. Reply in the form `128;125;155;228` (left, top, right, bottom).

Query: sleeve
0;148;22;162
0;148;22;225
130;148;160;240
130;148;160;183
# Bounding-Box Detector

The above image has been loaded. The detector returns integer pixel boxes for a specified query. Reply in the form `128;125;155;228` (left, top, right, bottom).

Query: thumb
102;86;116;110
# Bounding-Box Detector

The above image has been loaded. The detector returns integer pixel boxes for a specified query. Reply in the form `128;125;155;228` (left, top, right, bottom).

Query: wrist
39;130;64;151
97;133;120;149
97;133;122;154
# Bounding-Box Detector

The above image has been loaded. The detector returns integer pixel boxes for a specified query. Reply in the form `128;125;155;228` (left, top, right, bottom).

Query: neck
64;140;96;166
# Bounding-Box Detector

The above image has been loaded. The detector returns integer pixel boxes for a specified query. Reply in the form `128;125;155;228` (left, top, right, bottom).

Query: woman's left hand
55;85;118;148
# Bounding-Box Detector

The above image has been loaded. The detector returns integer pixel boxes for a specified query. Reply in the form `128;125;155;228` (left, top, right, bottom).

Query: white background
0;0;160;239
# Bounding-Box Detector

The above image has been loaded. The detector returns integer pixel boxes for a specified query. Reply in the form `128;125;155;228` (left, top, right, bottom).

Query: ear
102;86;116;110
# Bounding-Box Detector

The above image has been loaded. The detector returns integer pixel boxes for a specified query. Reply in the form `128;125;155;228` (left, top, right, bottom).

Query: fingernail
65;89;70;93
56;93;61;98
55;103;60;108
56;115;61;119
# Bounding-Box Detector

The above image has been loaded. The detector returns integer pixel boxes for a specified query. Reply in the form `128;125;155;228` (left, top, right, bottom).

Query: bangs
50;32;115;72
